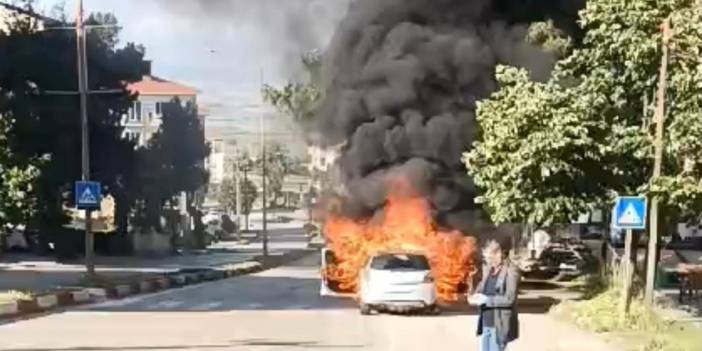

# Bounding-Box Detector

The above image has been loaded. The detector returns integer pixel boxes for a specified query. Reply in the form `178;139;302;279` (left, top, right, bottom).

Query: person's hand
468;293;488;306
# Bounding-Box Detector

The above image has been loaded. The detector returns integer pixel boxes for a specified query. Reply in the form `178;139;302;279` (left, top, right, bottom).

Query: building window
130;101;142;122
156;102;162;115
142;102;155;120
124;131;142;143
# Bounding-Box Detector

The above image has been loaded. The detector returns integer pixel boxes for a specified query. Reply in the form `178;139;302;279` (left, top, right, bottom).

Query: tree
466;0;702;227
465;66;613;226
217;177;258;217
136;99;210;232
0;2;147;252
262;51;322;125
257;143;292;207
0;116;39;227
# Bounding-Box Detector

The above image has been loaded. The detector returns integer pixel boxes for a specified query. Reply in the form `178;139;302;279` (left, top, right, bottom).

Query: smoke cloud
317;0;582;235
154;0;350;80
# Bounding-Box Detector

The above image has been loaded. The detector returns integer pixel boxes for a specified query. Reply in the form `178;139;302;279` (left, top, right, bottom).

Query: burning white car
359;252;438;315
321;248;438;315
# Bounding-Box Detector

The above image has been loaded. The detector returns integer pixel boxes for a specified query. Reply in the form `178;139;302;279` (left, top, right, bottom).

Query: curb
0;301;19;316
1;249;311;321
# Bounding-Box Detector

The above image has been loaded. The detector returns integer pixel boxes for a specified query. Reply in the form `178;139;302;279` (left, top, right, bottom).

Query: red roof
127;75;198;96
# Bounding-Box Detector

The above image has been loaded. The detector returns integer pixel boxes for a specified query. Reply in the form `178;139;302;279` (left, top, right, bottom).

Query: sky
37;0;348;136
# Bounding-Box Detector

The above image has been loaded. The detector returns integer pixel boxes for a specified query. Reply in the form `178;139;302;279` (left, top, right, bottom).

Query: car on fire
320;248;439;315
359;251;439;315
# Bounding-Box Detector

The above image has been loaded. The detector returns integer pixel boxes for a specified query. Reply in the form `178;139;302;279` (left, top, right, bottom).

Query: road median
0;249;313;322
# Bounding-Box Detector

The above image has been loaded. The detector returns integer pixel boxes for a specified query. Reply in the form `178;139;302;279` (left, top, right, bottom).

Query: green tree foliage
0;2;146;237
217;177;258;216
258;143;292;207
262;51;322;124
0;116;39;225
466;66;613;225
527;20;572;59
466;0;702;226
136;99;210;230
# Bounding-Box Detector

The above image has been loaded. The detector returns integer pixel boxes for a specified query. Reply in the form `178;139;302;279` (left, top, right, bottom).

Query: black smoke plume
316;0;583;235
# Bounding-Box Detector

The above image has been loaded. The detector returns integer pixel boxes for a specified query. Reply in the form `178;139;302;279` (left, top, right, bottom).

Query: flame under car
321;248;439;315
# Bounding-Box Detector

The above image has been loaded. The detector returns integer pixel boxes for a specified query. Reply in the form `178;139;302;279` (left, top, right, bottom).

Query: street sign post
613;196;647;316
75;181;102;210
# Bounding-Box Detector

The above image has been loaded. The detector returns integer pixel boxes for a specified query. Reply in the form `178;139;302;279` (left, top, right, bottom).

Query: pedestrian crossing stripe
618;204;642;225
79;187;97;204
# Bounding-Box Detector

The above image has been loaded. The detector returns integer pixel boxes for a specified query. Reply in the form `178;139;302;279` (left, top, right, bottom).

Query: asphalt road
0;249;619;351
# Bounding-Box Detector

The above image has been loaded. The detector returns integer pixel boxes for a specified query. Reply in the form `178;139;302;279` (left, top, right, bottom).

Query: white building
207;139;238;185
0;3;52;32
122;63;200;147
307;145;340;173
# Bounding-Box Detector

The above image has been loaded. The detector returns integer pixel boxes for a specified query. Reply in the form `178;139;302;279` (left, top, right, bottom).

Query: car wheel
359;304;372;315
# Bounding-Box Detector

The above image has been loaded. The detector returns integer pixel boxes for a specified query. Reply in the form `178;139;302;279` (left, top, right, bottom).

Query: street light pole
235;148;242;241
76;0;95;279
260;68;268;259
244;165;250;230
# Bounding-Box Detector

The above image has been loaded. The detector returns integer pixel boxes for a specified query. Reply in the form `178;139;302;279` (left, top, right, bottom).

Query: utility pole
244;164;250;230
75;0;95;279
260;68;268;259
39;1;121;280
645;17;671;306
234;148;242;242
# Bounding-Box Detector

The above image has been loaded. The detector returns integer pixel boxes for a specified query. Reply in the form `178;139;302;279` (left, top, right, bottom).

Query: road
0;251;617;351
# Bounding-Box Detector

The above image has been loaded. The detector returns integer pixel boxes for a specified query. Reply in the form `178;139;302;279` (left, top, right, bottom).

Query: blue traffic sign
75;181;102;210
613;196;647;230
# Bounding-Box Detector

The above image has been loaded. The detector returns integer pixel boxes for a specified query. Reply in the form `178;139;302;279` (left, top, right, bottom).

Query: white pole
260;68;268;258
235;147;242;241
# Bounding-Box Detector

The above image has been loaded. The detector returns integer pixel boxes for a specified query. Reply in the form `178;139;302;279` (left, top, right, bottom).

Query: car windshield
370;254;430;270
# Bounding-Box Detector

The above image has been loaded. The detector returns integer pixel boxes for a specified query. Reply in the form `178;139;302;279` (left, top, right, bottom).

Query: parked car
202;211;225;225
205;219;225;243
358;251;439;315
2;225;28;251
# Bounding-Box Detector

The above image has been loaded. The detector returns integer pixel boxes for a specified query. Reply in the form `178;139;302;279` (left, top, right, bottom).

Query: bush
553;265;702;351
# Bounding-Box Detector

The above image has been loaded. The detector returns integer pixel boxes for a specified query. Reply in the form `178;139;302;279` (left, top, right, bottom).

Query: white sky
37;0;347;133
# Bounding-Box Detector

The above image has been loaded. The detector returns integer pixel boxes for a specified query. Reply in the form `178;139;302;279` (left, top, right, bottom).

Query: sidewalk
0;219;309;293
0;250;258;293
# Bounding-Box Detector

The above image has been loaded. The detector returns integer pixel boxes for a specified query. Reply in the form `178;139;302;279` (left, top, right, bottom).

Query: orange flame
323;178;478;302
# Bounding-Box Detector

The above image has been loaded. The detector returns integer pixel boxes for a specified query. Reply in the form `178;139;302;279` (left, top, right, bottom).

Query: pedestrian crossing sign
75;181;102;210
614;196;647;230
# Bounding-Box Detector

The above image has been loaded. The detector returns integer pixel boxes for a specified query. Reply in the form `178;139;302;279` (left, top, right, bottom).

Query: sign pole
621;229;634;316
645;17;671;306
76;0;95;279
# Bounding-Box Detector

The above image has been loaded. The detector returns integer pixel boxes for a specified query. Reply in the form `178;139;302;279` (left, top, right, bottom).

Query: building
307;145;340;173
122;62;199;147
207;139;238;185
0;2;55;32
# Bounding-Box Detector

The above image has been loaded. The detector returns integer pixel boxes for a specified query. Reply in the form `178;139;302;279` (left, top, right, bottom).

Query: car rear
359;253;437;314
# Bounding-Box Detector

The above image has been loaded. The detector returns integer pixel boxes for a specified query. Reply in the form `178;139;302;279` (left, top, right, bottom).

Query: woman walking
468;239;521;351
